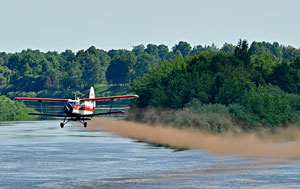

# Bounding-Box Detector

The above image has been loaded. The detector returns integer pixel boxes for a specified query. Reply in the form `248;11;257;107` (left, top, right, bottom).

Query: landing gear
79;118;88;128
59;117;90;128
60;117;69;128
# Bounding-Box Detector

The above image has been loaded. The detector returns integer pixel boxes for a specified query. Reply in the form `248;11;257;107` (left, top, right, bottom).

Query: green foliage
132;40;300;130
1;40;300;127
1;40;299;99
271;59;300;94
132;44;145;56
215;68;254;105
172;41;192;57
145;44;159;57
0;95;36;121
134;53;159;79
228;104;260;127
158;44;169;60
128;104;238;133
106;51;136;85
239;85;291;126
234;39;251;67
191;44;219;55
220;43;235;55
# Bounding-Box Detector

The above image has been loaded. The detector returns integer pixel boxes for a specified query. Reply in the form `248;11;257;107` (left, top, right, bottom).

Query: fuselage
67;99;96;116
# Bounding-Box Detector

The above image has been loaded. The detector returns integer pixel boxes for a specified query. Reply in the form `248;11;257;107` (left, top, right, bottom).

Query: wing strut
109;99;114;113
39;100;44;113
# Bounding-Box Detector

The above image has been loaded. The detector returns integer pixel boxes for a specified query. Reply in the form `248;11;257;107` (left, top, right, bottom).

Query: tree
61;60;82;89
158;44;169;60
220;43;235;55
132;44;145;56
76;46;111;87
172;41;192;57
271;60;297;93
145;44;159;57
191;44;218;55
215;72;253;105
106;52;136;85
134;53;158;79
0;66;11;86
234;39;251;67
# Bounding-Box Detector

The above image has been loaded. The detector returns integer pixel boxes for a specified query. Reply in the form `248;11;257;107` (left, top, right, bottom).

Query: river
0;120;300;188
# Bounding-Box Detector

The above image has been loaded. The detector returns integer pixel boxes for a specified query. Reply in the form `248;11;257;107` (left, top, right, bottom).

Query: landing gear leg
78;118;89;128
60;117;68;128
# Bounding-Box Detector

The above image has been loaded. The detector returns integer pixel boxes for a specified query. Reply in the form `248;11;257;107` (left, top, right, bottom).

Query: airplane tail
89;86;96;109
89;86;95;98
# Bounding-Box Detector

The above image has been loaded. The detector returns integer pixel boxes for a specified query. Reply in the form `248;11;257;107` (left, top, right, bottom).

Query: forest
0;42;198;99
131;40;300;132
1;40;300;130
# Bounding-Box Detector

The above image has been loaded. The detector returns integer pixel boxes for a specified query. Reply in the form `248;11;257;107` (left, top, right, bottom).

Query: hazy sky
1;0;299;52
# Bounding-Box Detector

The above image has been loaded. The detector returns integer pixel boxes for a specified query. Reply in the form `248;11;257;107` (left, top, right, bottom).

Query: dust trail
87;118;300;158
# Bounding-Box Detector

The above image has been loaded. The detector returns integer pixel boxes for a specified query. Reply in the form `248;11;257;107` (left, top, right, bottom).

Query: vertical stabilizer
89;86;96;110
89;86;95;98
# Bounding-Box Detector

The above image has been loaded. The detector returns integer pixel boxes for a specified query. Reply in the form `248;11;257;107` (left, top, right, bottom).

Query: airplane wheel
84;122;87;128
60;122;64;128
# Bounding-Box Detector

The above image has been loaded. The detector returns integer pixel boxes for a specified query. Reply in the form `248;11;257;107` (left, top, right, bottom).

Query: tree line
0;42;224;98
1;39;300;125
1;40;299;99
132;40;300;129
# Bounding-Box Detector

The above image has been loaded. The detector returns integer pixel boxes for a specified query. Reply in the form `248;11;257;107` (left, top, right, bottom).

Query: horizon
0;39;298;54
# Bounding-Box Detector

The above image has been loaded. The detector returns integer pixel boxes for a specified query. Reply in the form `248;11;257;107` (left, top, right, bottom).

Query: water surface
0;120;299;188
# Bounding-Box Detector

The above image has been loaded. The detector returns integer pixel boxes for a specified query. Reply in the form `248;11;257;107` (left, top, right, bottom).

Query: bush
228;104;261;128
239;85;291;127
128;104;240;133
0;95;36;121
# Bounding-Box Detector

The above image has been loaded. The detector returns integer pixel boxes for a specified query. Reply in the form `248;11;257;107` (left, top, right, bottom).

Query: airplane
14;86;139;128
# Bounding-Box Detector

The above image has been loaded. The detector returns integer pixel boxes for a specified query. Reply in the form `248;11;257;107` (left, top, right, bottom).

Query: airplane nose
64;103;73;115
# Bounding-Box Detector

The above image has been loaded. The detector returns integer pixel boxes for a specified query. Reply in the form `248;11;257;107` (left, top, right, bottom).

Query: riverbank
0;95;36;121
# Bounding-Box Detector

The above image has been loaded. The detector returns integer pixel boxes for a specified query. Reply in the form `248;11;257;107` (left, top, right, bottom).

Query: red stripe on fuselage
73;106;95;112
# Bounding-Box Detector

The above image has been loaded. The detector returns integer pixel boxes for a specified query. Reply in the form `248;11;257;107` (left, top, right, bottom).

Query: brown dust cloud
87;118;300;158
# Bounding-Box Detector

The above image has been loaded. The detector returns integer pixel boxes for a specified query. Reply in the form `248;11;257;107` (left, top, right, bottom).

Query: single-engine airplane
14;87;139;128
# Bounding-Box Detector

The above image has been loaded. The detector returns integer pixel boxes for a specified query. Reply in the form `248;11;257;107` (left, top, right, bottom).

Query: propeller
63;102;73;115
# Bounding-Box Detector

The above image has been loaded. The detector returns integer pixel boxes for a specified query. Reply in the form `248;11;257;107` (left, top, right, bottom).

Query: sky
1;0;300;52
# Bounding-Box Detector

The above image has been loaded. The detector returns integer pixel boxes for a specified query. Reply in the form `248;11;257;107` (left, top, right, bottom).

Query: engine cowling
64;103;73;115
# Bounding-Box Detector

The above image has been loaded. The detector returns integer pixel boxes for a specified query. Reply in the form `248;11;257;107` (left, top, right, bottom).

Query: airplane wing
14;97;69;102
28;113;71;117
15;95;138;102
28;111;125;117
80;95;139;102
